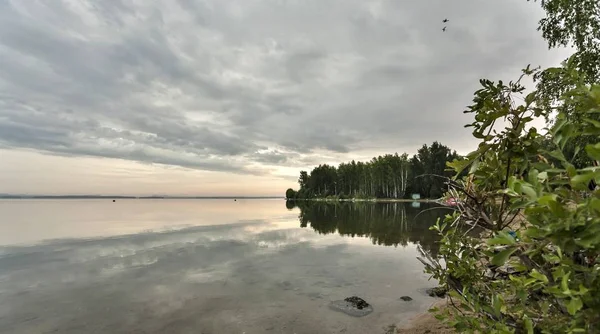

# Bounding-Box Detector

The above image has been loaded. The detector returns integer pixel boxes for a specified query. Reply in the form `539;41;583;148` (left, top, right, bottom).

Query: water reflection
290;201;449;256
0;200;445;334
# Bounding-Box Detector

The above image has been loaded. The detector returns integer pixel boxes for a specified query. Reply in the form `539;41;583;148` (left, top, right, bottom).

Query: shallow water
0;199;448;334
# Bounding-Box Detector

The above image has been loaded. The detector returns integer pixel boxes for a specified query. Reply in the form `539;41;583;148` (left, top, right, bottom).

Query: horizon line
0;194;284;199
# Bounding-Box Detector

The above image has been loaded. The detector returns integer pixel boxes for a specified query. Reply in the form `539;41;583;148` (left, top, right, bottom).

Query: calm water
0;199;448;334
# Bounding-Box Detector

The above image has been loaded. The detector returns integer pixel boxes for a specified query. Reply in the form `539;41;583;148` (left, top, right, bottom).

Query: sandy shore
396;300;453;333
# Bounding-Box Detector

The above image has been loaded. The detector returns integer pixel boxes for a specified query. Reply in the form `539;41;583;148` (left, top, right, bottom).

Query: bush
420;59;600;333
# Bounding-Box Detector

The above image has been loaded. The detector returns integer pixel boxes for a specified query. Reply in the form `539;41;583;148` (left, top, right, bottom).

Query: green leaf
538;194;557;206
591;198;600;213
582;127;600;136
585;143;600;161
492;294;501;317
557;247;563;259
572;172;595;187
525;91;536;105
567;297;583;315
584;117;600;128
492;247;517;266
524;316;534;334
537;171;548;182
541;300;550;314
566;164;577;177
528;169;539;185
525;226;547;238
522;184;537;200
488;231;517;246
561;272;571;294
524;277;538;286
511;262;528;272
468;159;481;174
548;149;567;163
530;269;549;283
447;158;473;176
517;288;527;301
507;175;517;190
573;145;581;159
574;231;600;248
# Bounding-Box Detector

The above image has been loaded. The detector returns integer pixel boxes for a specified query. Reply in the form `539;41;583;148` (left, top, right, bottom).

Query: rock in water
344;296;370;309
329;296;373;317
425;287;447;298
399;296;413;301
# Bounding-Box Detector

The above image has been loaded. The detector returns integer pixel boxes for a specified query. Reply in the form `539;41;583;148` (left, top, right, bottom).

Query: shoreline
396;300;452;333
287;198;440;203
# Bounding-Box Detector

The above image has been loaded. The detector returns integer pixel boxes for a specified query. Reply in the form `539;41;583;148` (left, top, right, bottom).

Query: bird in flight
443;18;449;23
442;26;447;32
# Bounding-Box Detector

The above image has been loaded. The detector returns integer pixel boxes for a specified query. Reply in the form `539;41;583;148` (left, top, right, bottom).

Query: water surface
0;199;447;334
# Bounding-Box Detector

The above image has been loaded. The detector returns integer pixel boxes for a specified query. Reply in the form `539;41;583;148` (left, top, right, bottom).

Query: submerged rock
344;296;370;309
399;296;413;301
425;287;447;298
329;296;373;317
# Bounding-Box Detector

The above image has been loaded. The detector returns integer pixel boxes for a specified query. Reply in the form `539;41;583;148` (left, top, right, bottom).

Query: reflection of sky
0;199;290;245
0;200;439;334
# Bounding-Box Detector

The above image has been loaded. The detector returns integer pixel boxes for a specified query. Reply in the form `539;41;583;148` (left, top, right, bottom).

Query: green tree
529;0;600;168
298;171;309;189
530;0;600;84
290;144;459;200
285;188;296;199
410;142;458;199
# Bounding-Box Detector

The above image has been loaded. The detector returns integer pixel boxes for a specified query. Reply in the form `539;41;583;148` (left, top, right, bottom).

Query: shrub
420;58;600;333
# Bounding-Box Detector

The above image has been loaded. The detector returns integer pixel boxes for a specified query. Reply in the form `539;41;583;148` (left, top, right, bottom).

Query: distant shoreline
1;196;440;203
0;196;284;200
287;198;439;203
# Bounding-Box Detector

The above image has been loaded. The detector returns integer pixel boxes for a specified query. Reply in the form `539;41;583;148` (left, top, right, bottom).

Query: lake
0;199;448;334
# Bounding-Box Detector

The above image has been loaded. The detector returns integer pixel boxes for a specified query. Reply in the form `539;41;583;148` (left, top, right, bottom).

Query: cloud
0;0;570;177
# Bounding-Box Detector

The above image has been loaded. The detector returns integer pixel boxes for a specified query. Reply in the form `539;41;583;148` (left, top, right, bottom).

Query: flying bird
442;26;447;32
443;18;449;23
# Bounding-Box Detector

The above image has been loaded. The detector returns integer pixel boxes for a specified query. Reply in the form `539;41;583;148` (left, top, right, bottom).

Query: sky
0;0;573;196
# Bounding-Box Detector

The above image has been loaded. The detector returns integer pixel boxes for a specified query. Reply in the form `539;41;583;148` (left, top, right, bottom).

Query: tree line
286;141;461;200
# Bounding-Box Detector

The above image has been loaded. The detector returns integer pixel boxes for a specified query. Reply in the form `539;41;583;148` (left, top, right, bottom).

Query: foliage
529;0;600;85
528;0;600;167
285;188;296;199
287;143;459;199
420;57;600;333
411;142;462;199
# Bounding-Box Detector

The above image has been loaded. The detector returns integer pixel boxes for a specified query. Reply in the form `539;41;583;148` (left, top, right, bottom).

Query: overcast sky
0;0;571;196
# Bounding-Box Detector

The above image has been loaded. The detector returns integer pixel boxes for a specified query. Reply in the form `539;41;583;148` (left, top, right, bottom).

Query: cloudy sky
0;0;571;196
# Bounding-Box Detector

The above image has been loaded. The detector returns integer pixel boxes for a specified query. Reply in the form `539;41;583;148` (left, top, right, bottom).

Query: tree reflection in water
287;201;452;257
